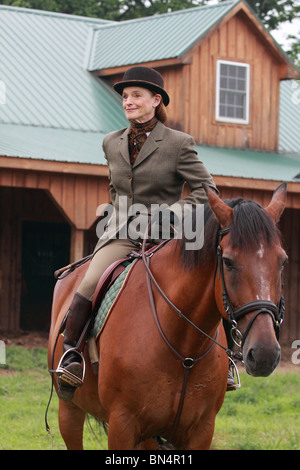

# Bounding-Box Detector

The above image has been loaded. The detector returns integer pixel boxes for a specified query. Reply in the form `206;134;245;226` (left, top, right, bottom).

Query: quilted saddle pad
89;259;138;339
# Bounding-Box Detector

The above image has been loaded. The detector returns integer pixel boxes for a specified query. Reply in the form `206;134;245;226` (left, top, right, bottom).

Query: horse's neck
150;244;220;355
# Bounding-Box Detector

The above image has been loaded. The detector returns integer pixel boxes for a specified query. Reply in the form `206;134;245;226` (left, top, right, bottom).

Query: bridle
140;221;285;447
216;226;285;348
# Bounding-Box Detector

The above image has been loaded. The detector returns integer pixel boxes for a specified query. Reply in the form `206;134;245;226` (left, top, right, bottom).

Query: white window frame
215;60;250;125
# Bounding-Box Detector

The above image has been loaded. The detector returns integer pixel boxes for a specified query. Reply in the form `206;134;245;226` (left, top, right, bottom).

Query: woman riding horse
54;66;228;401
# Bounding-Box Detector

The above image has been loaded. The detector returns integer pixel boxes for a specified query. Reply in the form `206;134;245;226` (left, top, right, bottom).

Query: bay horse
47;184;287;450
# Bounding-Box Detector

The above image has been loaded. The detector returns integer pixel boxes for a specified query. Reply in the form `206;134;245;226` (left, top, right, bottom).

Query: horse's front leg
179;416;216;450
58;399;86;450
107;408;140;450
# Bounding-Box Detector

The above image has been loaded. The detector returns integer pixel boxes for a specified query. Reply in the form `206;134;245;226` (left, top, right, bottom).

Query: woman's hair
153;93;168;123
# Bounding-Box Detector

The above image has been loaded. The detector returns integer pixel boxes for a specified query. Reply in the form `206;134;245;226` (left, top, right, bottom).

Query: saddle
54;242;160;374
91;256;132;312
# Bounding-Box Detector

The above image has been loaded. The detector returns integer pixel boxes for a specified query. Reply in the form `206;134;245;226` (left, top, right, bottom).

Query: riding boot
223;319;238;391
56;292;92;401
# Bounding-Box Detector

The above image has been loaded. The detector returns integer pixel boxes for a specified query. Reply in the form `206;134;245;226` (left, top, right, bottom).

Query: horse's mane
179;198;282;270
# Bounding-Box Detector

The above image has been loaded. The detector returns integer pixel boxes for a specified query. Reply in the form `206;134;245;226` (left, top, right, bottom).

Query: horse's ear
203;184;233;228
265;183;287;224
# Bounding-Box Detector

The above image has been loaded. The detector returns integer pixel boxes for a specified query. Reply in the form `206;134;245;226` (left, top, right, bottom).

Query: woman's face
122;86;161;123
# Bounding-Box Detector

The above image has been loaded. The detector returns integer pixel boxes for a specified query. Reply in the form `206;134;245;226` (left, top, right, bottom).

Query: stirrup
228;356;241;390
55;348;86;386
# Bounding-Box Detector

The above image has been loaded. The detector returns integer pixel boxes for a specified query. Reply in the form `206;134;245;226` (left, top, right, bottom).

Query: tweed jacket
95;120;217;249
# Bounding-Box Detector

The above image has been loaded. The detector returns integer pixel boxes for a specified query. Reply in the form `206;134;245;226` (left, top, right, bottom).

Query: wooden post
70;227;85;263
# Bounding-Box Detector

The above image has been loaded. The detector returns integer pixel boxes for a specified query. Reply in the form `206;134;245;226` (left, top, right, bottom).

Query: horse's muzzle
244;340;281;377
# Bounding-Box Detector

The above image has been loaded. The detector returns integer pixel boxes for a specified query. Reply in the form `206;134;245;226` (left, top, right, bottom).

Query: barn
0;0;299;344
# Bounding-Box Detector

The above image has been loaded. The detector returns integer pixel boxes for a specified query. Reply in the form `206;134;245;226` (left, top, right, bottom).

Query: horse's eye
223;257;234;271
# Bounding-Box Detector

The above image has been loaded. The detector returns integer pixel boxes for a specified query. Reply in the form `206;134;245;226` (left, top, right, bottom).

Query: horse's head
205;184;287;377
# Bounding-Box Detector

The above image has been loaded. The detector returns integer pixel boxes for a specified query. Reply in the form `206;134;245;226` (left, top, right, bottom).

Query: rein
140;221;285;446
140;225;235;446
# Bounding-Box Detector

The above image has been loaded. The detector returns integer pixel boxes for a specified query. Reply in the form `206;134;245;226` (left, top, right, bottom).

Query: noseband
216;226;285;347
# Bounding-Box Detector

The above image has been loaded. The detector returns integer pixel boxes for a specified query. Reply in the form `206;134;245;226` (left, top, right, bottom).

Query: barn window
216;60;250;124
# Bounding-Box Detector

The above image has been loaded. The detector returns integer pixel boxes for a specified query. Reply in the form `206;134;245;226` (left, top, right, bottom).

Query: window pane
227;92;235;105
237;78;246;91
217;62;248;122
220;76;227;88
238;67;246;79
229;78;237;90
228;65;237;77
227;106;235;118
236;107;244;119
235;94;244;107
220;105;226;116
220;64;228;76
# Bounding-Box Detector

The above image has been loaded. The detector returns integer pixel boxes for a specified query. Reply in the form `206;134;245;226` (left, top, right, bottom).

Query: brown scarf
128;116;157;165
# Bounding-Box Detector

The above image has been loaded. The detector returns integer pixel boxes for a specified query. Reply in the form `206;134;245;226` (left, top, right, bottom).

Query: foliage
1;0;299;26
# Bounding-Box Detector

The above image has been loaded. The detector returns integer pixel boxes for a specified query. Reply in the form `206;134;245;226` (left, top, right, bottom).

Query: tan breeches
76;238;136;300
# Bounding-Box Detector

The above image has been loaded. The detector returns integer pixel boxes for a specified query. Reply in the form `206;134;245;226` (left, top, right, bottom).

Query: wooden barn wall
163;12;281;151
0;187;67;330
0;165;109;231
279;208;300;344
0;177;299;340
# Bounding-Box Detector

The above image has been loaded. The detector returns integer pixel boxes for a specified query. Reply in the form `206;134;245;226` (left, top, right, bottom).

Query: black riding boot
55;292;92;401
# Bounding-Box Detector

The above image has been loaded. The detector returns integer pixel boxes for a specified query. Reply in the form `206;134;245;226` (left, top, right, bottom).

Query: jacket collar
119;120;165;168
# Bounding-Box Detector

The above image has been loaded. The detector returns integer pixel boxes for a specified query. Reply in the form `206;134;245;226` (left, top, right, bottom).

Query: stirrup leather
55;348;86;387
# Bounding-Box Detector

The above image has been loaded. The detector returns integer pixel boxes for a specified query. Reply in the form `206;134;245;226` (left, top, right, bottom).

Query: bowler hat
114;66;170;106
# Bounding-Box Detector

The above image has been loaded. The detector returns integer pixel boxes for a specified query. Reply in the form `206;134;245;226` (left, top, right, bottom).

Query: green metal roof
279;80;300;154
0;124;107;164
87;1;240;70
0;4;299;183
1;123;298;181
0;5;127;134
198;145;300;182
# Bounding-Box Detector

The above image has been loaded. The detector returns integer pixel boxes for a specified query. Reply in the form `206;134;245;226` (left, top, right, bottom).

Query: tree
0;0;203;20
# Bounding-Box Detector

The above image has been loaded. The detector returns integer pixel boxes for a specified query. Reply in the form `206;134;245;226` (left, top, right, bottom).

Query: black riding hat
114;66;170;106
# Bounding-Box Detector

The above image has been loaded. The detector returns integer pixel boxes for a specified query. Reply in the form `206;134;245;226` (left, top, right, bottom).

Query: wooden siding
104;11;283;152
0;158;110;230
0;171;299;340
279;208;300;343
0;187;69;330
159;12;282;151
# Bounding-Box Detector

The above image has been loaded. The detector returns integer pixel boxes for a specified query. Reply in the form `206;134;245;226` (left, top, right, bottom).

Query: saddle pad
89;259;138;339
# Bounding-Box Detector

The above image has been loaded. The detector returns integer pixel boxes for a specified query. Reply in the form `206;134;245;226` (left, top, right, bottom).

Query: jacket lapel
119;127;131;166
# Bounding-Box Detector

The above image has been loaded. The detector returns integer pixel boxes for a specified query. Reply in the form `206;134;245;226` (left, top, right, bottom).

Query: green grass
212;371;300;450
0;346;107;450
0;346;299;450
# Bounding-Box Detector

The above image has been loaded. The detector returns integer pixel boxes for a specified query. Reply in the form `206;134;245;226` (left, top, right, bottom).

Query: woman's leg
77;238;136;300
56;238;136;400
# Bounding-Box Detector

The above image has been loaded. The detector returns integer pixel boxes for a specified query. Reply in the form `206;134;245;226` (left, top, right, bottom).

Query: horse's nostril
247;348;255;365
